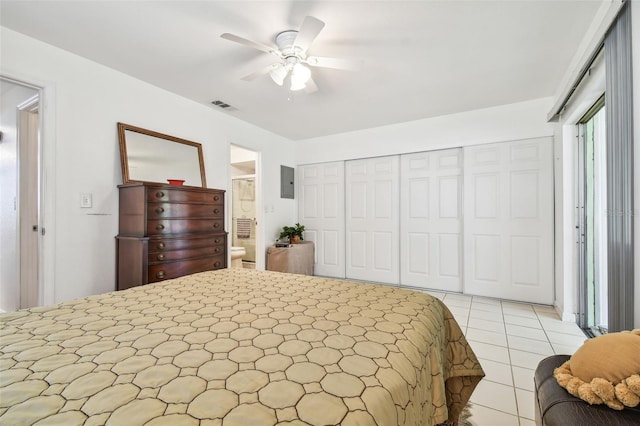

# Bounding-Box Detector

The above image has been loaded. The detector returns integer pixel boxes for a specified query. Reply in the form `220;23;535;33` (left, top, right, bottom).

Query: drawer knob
214;239;221;244
214;261;221;268
213;208;220;214
157;242;165;249
213;195;220;201
156;271;166;279
156;224;165;231
157;254;165;261
155;191;165;198
213;223;220;228
214;247;220;253
155;207;165;214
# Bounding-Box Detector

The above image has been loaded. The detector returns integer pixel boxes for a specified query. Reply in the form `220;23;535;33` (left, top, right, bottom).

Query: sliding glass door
577;98;607;334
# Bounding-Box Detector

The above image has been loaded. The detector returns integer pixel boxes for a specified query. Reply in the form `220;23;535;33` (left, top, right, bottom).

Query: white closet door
346;156;399;284
298;162;345;278
400;149;462;291
463;138;554;304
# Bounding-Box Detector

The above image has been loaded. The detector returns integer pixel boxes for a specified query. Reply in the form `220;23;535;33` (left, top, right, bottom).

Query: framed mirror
117;123;207;187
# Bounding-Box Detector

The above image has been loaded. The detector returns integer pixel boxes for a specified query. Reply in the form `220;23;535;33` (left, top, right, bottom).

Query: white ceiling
0;1;603;140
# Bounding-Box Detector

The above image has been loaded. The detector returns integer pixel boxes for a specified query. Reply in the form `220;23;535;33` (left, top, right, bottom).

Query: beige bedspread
0;269;483;425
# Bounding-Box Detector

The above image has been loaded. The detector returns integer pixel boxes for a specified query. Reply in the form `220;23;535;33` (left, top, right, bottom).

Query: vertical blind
604;1;634;332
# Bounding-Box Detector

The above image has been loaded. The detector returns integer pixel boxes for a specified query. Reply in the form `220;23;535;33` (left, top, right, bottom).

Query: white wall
0;27;297;305
296;97;555;164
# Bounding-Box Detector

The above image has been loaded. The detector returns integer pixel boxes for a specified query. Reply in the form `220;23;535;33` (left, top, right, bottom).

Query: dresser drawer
149;235;225;252
147;219;224;235
148;255;226;282
147;188;223;204
148;203;223;219
148;245;224;263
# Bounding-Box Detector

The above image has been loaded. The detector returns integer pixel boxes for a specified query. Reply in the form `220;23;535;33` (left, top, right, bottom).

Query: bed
0;269;484;425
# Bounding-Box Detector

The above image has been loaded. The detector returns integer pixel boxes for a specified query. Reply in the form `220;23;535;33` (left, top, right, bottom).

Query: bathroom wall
232;178;256;262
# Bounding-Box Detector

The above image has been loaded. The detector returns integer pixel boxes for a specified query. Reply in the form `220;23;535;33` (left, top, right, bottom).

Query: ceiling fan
221;16;359;93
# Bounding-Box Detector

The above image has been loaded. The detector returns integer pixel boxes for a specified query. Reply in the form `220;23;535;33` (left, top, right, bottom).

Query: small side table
266;241;314;275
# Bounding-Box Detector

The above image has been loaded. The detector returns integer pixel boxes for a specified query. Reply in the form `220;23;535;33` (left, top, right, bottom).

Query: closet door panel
298;162;345;278
346;156;399;284
463;138;553;304
400;149;462;291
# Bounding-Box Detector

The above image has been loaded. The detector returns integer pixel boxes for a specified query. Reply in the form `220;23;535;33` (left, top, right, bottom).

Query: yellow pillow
553;329;640;410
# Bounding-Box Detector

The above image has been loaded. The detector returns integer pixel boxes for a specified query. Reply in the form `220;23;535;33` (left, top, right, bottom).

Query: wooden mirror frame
117;122;207;187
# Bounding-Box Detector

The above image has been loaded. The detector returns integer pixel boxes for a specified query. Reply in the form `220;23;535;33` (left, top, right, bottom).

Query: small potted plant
279;223;305;244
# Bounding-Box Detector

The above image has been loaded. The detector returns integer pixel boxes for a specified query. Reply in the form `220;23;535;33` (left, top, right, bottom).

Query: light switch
80;193;92;208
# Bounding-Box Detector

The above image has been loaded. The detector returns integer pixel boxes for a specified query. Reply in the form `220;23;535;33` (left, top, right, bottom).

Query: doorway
0;77;41;312
230;145;258;269
577;97;608;334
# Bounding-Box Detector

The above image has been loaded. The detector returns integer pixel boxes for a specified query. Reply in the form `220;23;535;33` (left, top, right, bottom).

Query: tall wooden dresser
116;182;227;291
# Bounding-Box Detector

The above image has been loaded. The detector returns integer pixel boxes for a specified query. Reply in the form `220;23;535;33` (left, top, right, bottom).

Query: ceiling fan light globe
269;64;287;86
291;63;311;86
290;79;307;91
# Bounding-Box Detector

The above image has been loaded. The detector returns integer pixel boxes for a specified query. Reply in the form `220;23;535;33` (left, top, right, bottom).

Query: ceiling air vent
211;100;234;110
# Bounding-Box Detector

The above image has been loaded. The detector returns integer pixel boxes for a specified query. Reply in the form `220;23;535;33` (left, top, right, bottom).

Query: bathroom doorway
230;145;258;269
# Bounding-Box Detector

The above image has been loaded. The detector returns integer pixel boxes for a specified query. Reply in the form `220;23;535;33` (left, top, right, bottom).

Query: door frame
1;74;56;308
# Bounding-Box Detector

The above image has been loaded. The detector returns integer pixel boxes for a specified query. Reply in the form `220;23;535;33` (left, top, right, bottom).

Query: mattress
0;269;484;425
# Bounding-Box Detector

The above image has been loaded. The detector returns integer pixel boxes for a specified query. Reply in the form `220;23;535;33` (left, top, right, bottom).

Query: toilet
230;246;246;269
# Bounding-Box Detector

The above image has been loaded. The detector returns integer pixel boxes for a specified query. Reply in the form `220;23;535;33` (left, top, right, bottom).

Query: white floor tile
537;318;584;336
424;290;445;300
511;365;535;392
476;358;513;386
467;328;508;347
470;380;518;416
545;330;587;347
515;388;535;420
507;335;554;355
443;294;473;308
519;416;536;426
470;309;504;323
509;349;548;370
448;306;470;325
504;314;542;329
469;341;511;364
468;404;520;426
434;294;589;422
505;324;548;342
551;342;581;355
467;318;506;333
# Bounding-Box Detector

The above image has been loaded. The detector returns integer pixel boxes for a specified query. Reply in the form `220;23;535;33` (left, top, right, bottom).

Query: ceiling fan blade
304;77;318;93
241;63;281;81
306;56;362;71
294;16;325;52
221;33;276;54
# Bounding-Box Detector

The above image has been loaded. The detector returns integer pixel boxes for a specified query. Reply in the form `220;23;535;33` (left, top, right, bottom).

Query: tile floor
425;291;587;426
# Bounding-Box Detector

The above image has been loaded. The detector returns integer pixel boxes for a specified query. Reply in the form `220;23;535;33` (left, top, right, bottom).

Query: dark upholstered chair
534;355;640;425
